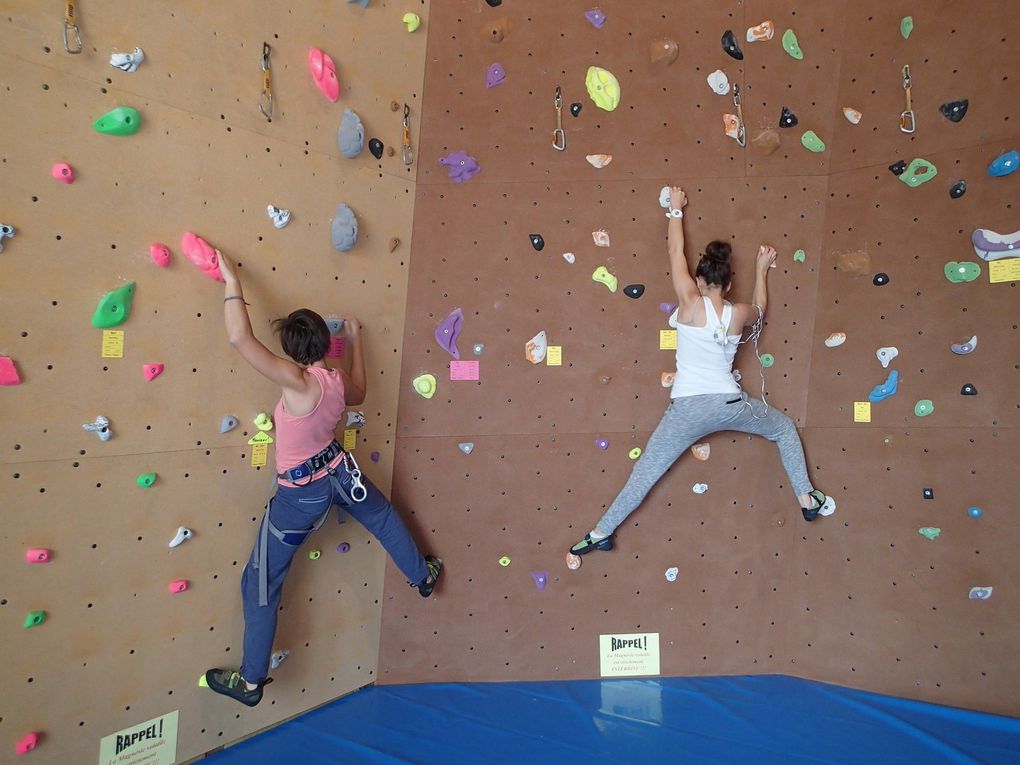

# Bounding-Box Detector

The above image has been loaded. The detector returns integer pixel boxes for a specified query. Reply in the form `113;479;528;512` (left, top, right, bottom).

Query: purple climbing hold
585;8;607;28
337;542;351;553
486;63;506;89
370;451;381;462
531;571;549;591
439;150;481;183
595;438;609;450
435;307;464;359
660;301;678;315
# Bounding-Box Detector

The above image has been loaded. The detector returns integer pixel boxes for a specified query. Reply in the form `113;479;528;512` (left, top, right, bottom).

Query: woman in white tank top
569;186;830;560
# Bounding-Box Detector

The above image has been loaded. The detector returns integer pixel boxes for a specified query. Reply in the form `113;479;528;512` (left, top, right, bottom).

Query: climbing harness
899;65;915;133
552;86;566;151
402;104;414;166
63;0;82;54
731;85;747;147
258;42;273;121
254;445;367;606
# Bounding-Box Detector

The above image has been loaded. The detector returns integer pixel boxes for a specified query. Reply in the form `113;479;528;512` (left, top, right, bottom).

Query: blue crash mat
205;675;1020;764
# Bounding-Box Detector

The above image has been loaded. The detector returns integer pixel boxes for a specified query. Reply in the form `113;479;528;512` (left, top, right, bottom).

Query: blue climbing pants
239;460;428;684
594;393;814;535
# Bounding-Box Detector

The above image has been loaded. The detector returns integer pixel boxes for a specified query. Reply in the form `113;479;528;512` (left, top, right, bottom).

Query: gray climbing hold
347;0;370;7
331;203;359;251
220;415;239;433
337;109;365;158
458;442;474;454
325;318;345;335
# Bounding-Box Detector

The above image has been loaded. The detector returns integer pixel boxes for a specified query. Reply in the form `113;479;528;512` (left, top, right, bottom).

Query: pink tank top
274;366;346;473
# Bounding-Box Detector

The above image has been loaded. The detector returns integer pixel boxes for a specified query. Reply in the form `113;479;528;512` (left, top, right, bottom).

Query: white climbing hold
707;69;730;95
267;205;291;229
458;442;474;455
876;346;898;368
220;415;239;433
585;154;612;168
473;343;484;355
563;252;576;264
346;410;366;428
664;566;679;582
842;107;862;124
818;495;836;517
168;527;193;548
968;586;993;600
690;443;710;461
526;330;548;364
692;483;708;494
592;229;611;247
270;649;290;669
824;332;846;348
83;415;113;442
109;47;145;73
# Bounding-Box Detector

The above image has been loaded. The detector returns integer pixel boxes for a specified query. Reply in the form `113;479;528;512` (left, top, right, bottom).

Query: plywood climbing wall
380;0;1020;717
1;1;428;762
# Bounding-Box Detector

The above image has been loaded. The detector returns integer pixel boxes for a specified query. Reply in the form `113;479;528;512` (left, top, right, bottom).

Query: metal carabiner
899;65;915;134
258;42;273;121
732;84;747;147
552;86;566;151
63;0;82;54
402;103;414;166
342;452;368;503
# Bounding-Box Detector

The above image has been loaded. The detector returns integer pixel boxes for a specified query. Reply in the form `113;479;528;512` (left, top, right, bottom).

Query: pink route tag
327;336;345;358
450;360;479;381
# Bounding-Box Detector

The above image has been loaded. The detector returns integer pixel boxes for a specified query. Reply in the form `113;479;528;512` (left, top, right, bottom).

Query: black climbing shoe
570;532;614;556
801;490;827;522
416;555;443;598
203;669;271;707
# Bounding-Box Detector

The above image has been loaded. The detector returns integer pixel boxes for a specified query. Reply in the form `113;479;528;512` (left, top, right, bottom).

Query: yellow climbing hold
498;555;512;567
413;373;437;399
585;66;621;111
402;12;421;32
628;447;642;460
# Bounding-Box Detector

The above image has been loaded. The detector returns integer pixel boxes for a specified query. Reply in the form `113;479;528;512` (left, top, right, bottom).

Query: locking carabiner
258;42;273;121
552;86;566;151
899;65;916;134
402;104;414;166
63;0;82;54
731;84;747;147
343;451;368;503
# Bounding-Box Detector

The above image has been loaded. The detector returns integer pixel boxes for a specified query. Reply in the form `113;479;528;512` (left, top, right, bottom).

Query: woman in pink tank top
202;252;441;708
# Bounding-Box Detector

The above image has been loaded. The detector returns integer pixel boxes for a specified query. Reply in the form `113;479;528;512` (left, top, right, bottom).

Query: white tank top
669;297;741;398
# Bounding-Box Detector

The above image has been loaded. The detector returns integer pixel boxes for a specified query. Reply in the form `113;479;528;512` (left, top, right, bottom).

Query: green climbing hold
918;527;941;540
943;261;981;284
900;16;914;39
308;549;321;560
793;249;806;263
914;399;934;417
899;158;937;188
94;106;142;136
801;131;825;153
136;472;157;488
782;29;803;60
628;447;642;460
761;353;775;368
498;555;512;567
23;610;46;629
91;282;136;328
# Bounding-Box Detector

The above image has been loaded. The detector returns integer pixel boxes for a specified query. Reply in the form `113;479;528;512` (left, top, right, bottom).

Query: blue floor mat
206;675;1020;764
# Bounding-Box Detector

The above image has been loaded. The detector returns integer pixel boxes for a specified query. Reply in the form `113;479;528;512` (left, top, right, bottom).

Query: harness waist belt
279;439;343;482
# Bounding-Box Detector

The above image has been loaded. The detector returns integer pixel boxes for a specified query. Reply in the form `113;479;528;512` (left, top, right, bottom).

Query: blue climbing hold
967;506;983;519
987;149;1019;177
868;370;899;402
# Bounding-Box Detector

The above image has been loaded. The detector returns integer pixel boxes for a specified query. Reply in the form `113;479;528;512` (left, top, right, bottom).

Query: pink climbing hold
26;548;51;563
180;232;224;282
0;355;20;385
168;579;188;594
143;363;164;381
308;47;340;102
16;732;39;755
51;162;74;183
150;242;171;268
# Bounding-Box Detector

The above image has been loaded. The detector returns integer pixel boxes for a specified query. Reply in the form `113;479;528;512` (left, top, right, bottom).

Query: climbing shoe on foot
570;532;614;556
416;555;443;598
202;668;271;707
801;490;827;522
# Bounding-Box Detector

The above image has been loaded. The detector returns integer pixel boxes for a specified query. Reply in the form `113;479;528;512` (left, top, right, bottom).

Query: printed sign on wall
98;710;178;765
599;632;660;677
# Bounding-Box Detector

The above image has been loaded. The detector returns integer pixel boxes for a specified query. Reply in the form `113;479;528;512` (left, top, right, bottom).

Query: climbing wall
1;1;428;763
380;0;1020;716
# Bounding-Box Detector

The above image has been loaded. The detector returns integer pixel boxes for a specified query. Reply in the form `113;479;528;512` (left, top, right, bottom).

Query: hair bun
704;241;732;264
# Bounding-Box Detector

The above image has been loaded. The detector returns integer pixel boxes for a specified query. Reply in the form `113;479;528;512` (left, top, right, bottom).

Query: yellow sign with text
599;632;660;677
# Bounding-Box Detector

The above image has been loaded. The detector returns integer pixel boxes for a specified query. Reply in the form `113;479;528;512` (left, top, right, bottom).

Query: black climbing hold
623;284;645;299
779;106;798;128
939;99;968;123
949;180;967;199
529;233;545;251
873;272;889;286
961;383;977;396
485;0;502;6
368;138;384;160
888;159;906;176
570;102;582;118
721;29;743;60
922;488;934;500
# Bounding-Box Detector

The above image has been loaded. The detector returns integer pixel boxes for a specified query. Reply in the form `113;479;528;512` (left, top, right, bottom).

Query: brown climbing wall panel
1;1;428;763
381;0;1020;717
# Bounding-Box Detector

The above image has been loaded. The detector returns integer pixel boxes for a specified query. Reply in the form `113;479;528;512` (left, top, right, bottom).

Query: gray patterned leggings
594;393;814;535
